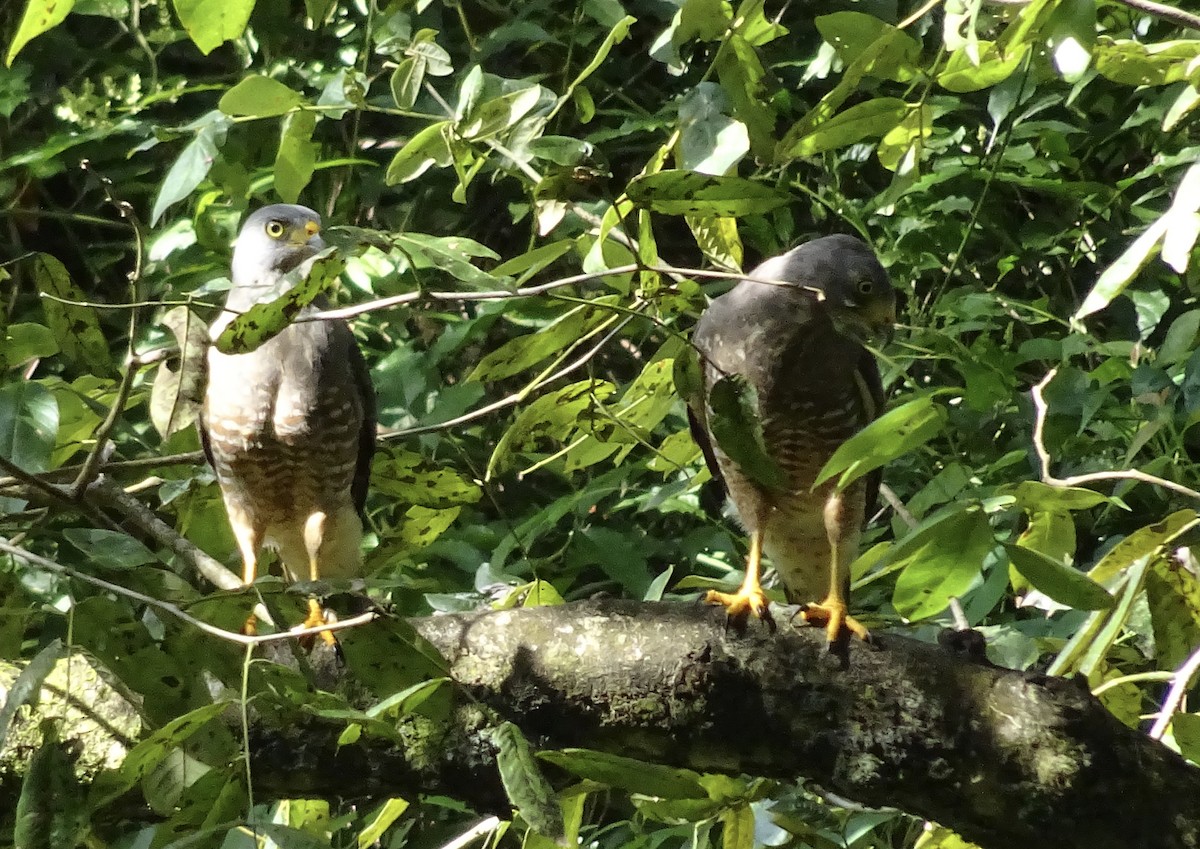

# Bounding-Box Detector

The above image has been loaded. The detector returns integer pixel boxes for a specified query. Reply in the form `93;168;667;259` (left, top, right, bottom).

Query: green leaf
62;529;156;570
937;43;1028;93
786;97;909;157
815;394;948;491
214;251;345;353
390;57;423;110
493;723;564;841
538;749;708;799
151;113;229;224
365;678;449;719
385;121;453;184
1005;544;1113;610
33;253;115;377
892;508;993;620
218;75;305;117
0;640;62;751
6;0;77;66
391;232;503;288
173;0;255;55
149;305;207;438
706;375;788;489
815;13;919;82
626;171;791;216
274;109;317;203
371;450;482;509
556;15;636;114
15;724;86;849
356;799;411;849
721;804;754;849
1094;37;1200;86
4;322;59;365
1172;713;1200;765
0;381;58;475
1089;510;1200;583
89;701;230;808
469;298;617;382
487;380;618;478
1145;558;1200;669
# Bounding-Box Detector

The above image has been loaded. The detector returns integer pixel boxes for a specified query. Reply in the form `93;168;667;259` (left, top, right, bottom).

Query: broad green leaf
706;375;788;489
214;251;345;353
877;104;931;171
274;109;317;203
538;749;708;799
815;394;948;491
470;297;617;382
1089;510;1200;583
151;112;229;224
174;0;254;54
1005;544;1113;610
365;678;449;719
391;232;502;288
0;381;58;475
385;121;453;184
816;13;919;82
786;97;908;157
937;42;1028;93
4;322;59;365
721;804;754;849
1173;714;1200;765
63;529;156;570
90;701;230;807
1006;481;1111;512
372;450;481;509
493;723;564;842
218;75;304;117
1094;37;1200;86
687;215;742;269
626;171;790;217
488;380;618;478
1145;557;1200;669
390;58;423;110
892;508;993;620
14;724;86;849
0;640;62;751
33;253;115;377
357;799;410;849
399;505;461;548
6;0;76;66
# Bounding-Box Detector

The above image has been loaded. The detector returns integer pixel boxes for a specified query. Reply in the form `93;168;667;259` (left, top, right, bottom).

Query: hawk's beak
865;300;897;346
292;220;322;247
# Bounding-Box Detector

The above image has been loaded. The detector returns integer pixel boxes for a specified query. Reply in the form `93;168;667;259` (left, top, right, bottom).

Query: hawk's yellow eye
265;220;287;239
856;280;873;294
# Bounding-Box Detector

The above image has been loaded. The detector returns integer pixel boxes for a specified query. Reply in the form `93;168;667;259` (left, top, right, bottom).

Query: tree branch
4;601;1197;848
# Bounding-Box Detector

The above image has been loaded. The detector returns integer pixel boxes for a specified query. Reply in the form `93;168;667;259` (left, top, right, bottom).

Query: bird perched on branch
687;234;895;644
200;204;376;644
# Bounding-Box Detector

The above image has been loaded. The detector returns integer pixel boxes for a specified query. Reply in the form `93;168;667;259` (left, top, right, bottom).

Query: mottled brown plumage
200;204;375;642
688;234;895;642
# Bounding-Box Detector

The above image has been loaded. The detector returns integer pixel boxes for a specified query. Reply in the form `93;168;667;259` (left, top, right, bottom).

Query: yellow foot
705;587;774;629
242;613;257;637
800;600;870;645
300;599;339;649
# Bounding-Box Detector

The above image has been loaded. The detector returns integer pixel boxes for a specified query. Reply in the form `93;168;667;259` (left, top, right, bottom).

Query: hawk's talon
705;587;775;631
298;598;339;651
800;599;870;645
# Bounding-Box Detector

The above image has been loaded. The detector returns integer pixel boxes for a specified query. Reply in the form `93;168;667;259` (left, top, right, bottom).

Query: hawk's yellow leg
230;510;262;637
801;490;870;644
302;511;338;648
705;528;773;625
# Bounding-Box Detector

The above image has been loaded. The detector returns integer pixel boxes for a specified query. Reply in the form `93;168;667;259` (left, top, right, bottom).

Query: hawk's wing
857;346;886;521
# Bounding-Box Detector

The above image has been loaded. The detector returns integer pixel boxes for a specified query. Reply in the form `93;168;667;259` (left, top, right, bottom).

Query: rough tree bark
5;600;1199;849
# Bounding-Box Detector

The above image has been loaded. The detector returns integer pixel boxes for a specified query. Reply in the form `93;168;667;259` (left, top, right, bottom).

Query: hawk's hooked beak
292;220;322;248
865;299;897;346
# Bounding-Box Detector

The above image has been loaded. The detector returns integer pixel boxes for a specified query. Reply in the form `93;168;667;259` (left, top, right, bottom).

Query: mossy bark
5;600;1199;849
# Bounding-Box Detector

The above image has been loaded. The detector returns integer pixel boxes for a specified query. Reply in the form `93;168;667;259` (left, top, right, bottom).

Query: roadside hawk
687;234;895;643
200;204;376;643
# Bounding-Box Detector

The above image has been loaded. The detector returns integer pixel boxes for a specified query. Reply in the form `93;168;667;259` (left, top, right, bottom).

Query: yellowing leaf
7;0;76;66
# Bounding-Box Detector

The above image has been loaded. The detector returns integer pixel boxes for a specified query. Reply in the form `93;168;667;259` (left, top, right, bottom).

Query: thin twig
0;451;206;489
1149;641;1200;739
1030;368;1200;502
0;539;376;646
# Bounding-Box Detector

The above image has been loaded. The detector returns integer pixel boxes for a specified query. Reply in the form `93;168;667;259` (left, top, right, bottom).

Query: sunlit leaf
538;749;708;799
218;75;305;117
173;0;254;54
892;508;993;620
6;0;76;66
815;394;949;491
1005;544;1113;610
